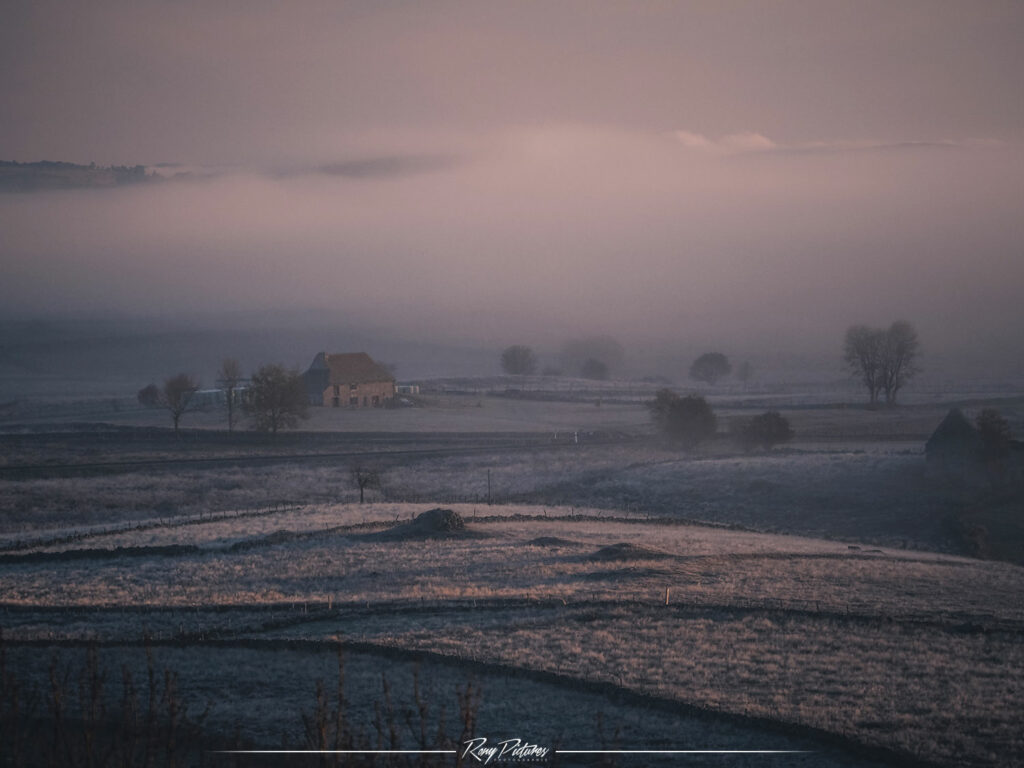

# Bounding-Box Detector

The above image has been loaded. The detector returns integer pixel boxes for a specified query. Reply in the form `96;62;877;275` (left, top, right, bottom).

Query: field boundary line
4;595;1021;637
0;433;641;478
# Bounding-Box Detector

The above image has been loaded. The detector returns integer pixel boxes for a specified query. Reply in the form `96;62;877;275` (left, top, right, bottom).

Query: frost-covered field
1;439;950;550
2;503;1022;767
2;393;1022;765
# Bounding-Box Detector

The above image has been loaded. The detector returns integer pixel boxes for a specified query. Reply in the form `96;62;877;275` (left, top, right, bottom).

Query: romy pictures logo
461;737;551;764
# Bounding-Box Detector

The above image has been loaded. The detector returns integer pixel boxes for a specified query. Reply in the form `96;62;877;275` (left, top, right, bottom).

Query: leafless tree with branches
161;373;200;434
844;321;919;406
244;364;308;435
217;358;244;432
351;466;382;503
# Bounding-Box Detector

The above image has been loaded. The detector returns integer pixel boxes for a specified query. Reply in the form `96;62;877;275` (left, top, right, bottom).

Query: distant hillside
0;160;155;192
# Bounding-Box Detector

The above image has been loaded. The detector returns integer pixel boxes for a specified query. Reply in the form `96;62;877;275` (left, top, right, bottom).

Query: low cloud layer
2;125;1021;373
673;131;1003;157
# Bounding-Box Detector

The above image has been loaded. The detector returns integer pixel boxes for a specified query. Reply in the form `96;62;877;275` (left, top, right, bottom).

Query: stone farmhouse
925;408;983;478
303;352;396;408
925;407;1024;487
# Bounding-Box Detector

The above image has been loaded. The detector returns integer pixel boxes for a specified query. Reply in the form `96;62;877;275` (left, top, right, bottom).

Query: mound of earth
589;542;672;561
369;508;480;541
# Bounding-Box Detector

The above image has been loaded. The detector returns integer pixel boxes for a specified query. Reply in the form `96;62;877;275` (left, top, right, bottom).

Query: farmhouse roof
319;352;394;384
925;408;981;454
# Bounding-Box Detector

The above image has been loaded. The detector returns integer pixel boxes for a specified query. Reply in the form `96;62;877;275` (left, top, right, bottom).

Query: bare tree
217;357;244;432
500;345;537;375
843;325;884;406
844;321;920;406
351;466;382;503
161;374;200;434
244;364;309;435
879;320;920;405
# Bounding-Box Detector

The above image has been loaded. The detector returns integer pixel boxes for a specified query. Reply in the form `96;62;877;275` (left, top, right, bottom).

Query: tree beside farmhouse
245;364;309;434
161;374;200;434
217;357;244;432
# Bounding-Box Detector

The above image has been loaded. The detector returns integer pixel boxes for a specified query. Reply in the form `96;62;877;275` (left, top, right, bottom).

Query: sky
2;0;1023;376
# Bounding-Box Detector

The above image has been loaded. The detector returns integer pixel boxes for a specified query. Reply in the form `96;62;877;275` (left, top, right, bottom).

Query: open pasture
0;436;957;555
2;503;1022;767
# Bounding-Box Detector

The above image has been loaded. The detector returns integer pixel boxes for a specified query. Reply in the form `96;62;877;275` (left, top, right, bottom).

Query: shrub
689;352;731;385
137;384;160;408
740;410;794;449
976;409;1012;462
647;389;717;446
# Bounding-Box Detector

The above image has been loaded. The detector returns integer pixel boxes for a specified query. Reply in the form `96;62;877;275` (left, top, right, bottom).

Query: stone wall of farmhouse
322;381;395;407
